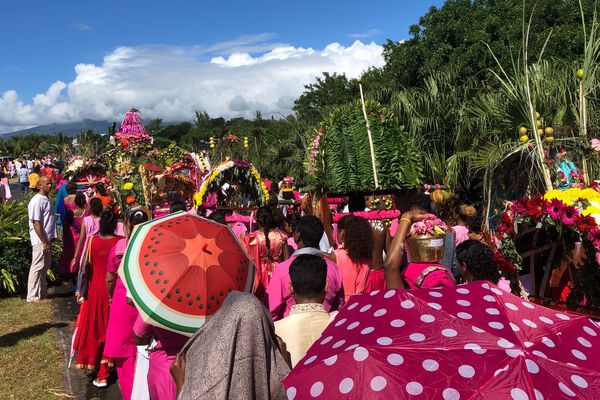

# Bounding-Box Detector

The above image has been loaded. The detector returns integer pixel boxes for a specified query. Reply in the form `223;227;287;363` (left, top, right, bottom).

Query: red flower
587;227;600;248
512;199;528;216
525;196;546;221
576;215;597;233
546;199;564;220
493;252;516;274
125;194;136;205
560;205;578;226
498;212;515;236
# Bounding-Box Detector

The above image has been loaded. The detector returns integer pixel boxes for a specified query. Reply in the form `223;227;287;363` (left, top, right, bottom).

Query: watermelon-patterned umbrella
120;211;255;336
284;281;600;399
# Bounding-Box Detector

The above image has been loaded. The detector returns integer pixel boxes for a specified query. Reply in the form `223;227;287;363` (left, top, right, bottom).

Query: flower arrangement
409;214;448;236
194;159;269;208
307;128;324;174
497;185;600;303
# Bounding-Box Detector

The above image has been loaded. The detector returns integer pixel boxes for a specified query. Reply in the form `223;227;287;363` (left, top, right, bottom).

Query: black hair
207;211;226;225
289;254;327;298
66;181;78;195
33;165;41;174
267;192;279;208
99;210;117;236
96;182;108;196
89;197;103;217
74;192;87;208
348;193;366;213
127;208;149;226
0;171;5;179
410;192;432;213
270;181;279;192
256;206;276;260
456;240;500;284
342;215;373;262
170;200;186;213
297;215;324;248
467;214;483;234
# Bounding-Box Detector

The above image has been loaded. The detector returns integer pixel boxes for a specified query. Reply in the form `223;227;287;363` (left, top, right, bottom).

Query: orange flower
125;195;136;205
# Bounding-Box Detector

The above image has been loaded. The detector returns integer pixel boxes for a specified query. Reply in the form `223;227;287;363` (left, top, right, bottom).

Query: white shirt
28;194;56;246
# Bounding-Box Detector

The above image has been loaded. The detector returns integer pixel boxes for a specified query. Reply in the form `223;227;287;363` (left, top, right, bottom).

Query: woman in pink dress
243;206;289;300
104;208;149;400
59;186;87;278
72;211;124;387
71;197;103;274
133;316;189;400
333;215;372;301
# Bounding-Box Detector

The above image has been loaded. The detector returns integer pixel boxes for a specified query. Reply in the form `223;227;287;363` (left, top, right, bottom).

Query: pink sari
243;229;288;300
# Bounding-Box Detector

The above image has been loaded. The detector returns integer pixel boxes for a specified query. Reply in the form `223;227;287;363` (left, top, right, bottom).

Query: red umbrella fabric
283;281;600;399
121;212;255;336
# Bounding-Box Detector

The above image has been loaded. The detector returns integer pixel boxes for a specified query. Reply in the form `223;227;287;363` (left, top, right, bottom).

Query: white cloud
347;29;382;40
0;37;384;133
72;22;93;31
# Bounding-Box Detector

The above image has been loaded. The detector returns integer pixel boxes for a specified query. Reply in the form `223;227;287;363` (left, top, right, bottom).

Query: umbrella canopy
121;211;254;336
284;281;600;399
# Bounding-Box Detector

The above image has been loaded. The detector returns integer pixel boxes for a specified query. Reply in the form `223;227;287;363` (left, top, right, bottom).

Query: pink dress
77;215;100;268
364;269;386;292
134;316;189;400
334;248;370;302
243;229;288;300
452;225;470;246
59;204;87;275
104;239;138;400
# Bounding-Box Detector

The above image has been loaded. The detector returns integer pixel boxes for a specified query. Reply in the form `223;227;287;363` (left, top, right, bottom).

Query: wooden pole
359;83;379;188
580;80;591;185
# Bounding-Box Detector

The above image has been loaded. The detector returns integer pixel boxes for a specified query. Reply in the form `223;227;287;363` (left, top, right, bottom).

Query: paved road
51;283;123;400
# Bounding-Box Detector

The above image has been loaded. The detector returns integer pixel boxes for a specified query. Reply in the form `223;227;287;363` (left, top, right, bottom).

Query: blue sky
0;0;443;131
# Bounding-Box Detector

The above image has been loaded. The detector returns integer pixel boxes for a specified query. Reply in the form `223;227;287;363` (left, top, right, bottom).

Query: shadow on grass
0;322;68;348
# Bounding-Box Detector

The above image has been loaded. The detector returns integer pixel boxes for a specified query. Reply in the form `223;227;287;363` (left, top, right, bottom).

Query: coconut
544;127;554;136
519;135;529;144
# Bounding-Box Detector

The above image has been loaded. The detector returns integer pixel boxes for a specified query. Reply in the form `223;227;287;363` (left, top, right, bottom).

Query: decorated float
305;97;423;239
63;156;109;193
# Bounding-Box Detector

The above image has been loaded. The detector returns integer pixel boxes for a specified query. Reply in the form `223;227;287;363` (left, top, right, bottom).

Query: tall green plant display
306;100;422;193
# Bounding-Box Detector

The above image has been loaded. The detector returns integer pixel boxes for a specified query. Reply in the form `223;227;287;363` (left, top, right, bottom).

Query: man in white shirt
27;176;57;302
274;254;331;367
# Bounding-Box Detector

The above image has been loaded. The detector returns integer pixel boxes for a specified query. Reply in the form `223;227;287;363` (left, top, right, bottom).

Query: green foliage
293;73;360;125
0;200;60;296
379;0;593;90
307;100;422;193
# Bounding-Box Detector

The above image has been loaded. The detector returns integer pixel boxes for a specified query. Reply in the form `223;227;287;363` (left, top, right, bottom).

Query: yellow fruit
537;129;544;136
577;69;584;80
545;136;555;144
519;135;529;143
535;112;541;119
544;127;554;136
536;120;542;129
519;127;528;135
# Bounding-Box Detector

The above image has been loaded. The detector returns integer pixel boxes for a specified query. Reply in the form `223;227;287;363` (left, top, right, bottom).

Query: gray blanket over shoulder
178;291;290;400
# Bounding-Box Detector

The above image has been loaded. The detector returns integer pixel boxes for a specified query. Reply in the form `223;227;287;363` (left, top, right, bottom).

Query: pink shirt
334;248;370;302
267;247;345;321
452;225;470;246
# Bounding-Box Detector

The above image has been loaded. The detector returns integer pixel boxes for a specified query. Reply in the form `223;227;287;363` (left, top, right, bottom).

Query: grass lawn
0;298;71;399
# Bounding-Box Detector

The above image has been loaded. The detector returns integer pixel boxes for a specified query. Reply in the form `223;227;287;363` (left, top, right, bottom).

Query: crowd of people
21;169;531;400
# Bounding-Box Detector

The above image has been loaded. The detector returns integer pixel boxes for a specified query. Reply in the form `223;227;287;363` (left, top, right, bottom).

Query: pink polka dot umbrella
283;281;600;399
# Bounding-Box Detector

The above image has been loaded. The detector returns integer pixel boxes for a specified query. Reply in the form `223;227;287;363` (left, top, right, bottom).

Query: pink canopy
284;281;600;399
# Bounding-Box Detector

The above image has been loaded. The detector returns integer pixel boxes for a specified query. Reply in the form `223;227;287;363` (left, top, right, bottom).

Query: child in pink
104;239;137;400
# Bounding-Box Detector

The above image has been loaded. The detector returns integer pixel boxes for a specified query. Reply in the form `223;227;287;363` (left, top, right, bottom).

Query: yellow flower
582;205;600;217
123;182;134;191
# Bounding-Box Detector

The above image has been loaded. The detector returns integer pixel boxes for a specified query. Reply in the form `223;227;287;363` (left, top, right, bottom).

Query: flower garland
497;185;600;272
194;159;269;208
307;128;324;174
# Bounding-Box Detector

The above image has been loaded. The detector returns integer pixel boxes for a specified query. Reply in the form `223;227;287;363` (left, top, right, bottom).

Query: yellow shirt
274;303;331;367
29;173;40;189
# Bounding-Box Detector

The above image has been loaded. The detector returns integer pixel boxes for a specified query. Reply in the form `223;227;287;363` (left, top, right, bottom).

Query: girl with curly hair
456;240;501;284
333;215;373;301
